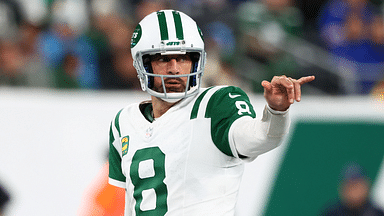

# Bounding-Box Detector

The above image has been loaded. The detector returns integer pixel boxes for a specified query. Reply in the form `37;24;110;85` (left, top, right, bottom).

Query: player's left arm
231;75;315;160
204;85;284;158
230;104;290;160
205;86;257;157
206;86;289;160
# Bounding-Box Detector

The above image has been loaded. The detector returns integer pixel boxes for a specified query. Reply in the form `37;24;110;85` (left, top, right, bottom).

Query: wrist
267;104;289;115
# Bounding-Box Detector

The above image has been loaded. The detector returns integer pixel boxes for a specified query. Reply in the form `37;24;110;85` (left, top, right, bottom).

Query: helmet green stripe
157;11;169;40
172;11;184;40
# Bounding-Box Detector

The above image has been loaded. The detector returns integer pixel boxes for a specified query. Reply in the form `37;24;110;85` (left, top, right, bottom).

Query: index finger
297;76;315;85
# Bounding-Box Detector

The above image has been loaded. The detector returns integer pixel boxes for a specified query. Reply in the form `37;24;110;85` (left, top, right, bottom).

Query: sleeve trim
108;178;126;189
266;104;290;115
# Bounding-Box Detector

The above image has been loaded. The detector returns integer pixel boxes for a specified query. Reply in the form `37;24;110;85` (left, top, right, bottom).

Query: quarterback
108;9;315;215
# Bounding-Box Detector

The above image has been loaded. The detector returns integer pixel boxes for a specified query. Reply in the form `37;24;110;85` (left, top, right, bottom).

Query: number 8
130;147;168;215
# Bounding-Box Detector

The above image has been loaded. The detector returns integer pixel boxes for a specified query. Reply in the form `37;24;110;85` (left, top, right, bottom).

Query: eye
164;57;174;62
151;55;166;62
178;57;186;62
178;55;191;62
152;54;191;63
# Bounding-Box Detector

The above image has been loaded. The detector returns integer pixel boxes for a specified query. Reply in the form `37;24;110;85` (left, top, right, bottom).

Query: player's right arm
108;109;126;188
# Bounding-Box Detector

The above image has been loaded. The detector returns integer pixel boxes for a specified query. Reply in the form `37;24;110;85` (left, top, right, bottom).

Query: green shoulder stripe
109;124;115;145
190;87;214;119
114;108;124;137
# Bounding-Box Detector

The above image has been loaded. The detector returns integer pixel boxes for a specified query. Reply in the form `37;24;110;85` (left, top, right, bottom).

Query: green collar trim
143;103;154;123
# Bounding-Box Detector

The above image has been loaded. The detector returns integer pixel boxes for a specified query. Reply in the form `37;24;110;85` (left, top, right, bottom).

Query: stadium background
0;88;383;215
1;0;384;215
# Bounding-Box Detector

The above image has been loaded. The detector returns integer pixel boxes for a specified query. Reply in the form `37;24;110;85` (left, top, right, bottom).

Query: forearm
230;105;290;160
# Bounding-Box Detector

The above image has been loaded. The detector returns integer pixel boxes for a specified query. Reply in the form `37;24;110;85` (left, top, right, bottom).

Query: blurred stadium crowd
0;0;384;95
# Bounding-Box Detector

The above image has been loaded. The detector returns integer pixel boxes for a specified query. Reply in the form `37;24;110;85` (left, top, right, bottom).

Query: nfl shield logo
145;127;153;138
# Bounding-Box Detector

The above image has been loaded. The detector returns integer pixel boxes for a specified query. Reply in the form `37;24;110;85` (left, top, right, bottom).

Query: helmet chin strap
160;97;183;103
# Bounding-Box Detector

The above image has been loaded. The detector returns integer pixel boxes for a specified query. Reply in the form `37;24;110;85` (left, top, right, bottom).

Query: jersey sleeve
230;105;290;161
108;110;126;188
205;86;256;157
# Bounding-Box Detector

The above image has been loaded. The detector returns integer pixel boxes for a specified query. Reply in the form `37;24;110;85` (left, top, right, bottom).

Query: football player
108;9;315;215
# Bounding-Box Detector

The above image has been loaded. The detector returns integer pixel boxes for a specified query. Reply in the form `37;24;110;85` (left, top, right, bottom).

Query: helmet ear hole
190;52;200;62
189;52;200;74
142;54;154;89
189;52;200;87
143;55;151;64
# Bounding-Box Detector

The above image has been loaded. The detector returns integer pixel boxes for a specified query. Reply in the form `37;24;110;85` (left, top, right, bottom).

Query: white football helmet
131;10;206;103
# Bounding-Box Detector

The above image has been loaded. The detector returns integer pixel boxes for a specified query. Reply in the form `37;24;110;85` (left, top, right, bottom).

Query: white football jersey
108;86;257;215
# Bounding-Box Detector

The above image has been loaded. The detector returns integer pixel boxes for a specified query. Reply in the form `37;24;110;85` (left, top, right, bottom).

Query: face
150;54;193;93
341;178;370;208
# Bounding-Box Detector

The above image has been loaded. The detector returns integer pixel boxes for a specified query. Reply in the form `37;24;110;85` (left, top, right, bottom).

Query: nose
167;59;179;75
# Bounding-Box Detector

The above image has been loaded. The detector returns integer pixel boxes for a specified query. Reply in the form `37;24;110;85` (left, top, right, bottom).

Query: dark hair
341;162;367;182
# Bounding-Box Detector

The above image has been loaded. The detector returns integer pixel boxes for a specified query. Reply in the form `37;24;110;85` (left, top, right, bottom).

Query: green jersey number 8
130;147;168;215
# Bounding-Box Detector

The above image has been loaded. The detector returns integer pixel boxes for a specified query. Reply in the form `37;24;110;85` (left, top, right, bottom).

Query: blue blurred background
0;0;384;95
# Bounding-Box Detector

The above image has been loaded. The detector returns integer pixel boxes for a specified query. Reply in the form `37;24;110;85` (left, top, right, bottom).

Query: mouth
164;78;185;92
165;78;180;84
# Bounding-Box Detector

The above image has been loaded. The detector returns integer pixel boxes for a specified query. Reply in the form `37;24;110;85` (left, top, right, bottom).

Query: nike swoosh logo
229;93;241;99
